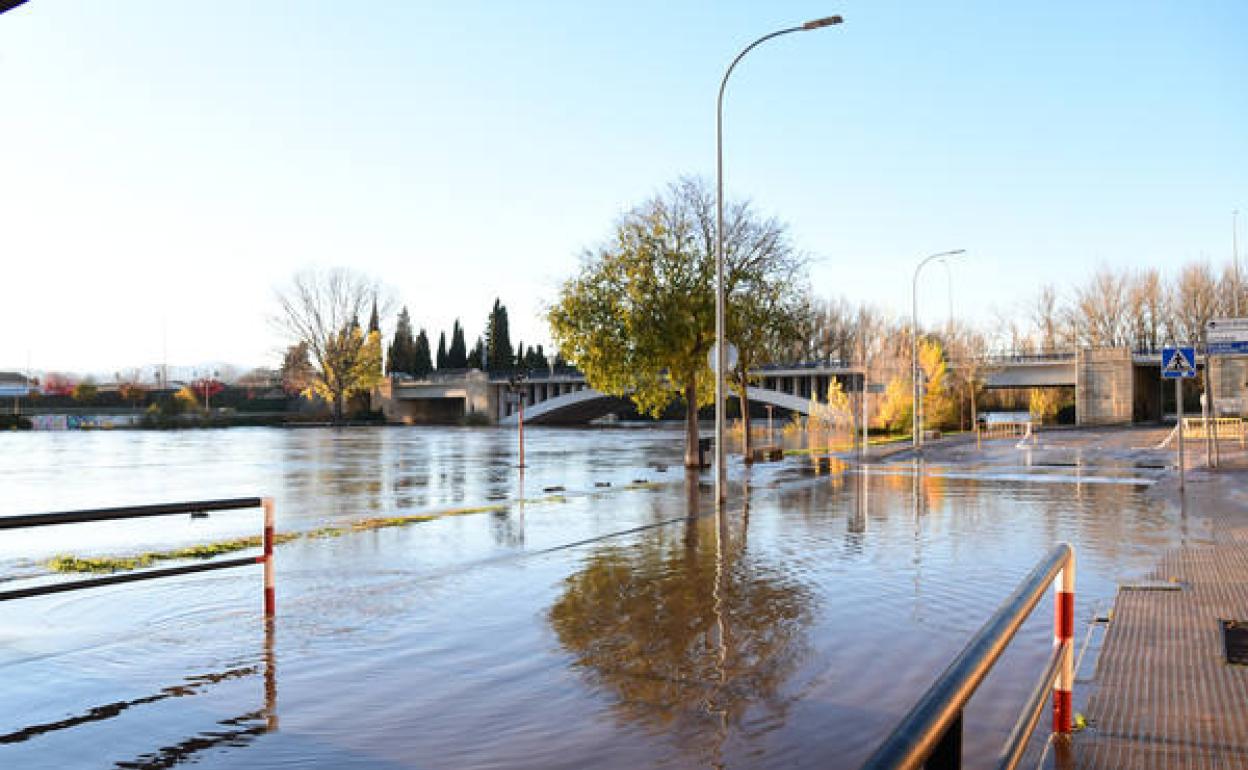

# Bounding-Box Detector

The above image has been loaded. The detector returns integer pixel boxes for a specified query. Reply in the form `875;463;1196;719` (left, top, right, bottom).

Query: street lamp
715;14;843;507
911;249;965;452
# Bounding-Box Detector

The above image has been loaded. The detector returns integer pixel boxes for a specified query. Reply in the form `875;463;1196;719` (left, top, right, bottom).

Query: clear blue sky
1;1;1244;375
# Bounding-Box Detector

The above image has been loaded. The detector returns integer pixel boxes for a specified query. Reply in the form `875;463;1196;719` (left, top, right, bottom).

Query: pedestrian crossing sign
1161;346;1196;379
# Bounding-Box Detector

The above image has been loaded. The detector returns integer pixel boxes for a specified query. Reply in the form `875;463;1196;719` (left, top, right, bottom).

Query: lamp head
803;15;844;30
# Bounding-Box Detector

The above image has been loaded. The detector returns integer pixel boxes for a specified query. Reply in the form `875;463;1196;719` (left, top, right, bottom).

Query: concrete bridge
493;363;864;425
491;371;833;426
374;363;865;426
374;349;1248;427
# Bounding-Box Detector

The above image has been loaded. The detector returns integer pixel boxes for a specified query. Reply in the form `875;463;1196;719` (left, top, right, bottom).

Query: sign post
1204;317;1248;466
1163;346;1197;490
507;376;527;470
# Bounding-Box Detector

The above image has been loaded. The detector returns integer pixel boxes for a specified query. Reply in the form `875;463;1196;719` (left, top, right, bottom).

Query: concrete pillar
1075;348;1133;426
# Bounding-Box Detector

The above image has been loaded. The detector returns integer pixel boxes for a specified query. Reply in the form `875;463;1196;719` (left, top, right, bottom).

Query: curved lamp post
911;249;965;453
715;14;843;507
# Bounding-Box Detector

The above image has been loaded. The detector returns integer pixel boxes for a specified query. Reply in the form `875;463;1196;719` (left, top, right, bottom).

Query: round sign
708;341;739;372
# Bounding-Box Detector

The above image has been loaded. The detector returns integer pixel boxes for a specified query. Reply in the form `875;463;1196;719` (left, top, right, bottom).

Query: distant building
0;372;34;398
236;368;282;391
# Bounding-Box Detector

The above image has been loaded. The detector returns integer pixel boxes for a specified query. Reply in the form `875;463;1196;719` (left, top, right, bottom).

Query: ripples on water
0;427;1205;768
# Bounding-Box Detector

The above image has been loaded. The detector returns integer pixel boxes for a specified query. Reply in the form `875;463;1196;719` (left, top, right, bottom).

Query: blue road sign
1208;340;1248;356
1161;346;1196;379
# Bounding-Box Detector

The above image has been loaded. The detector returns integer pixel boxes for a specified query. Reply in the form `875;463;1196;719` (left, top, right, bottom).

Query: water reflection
0;429;1212;768
548;485;812;766
0;620;277;765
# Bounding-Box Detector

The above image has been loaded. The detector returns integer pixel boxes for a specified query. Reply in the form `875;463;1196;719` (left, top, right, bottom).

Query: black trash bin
697;436;713;469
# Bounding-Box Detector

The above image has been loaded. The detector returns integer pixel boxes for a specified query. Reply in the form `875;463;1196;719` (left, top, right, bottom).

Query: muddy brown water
0;427;1206;768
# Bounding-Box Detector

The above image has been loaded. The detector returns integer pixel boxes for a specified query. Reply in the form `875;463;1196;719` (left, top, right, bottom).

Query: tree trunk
684;377;700;468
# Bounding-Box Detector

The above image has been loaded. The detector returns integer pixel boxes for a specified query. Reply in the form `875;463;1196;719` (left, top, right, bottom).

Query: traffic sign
1206;318;1248;342
708;341;739;373
1161;346;1196;379
1208;340;1248;355
1206;318;1248;356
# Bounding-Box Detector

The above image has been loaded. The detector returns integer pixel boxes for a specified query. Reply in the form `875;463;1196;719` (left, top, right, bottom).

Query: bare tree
1170;261;1222;344
1070;267;1131;347
945;325;993;431
1032;285;1060;353
274;268;389;420
1127;268;1165;351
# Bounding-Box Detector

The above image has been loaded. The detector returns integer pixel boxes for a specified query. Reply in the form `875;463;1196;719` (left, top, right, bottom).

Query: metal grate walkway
1076;536;1248;767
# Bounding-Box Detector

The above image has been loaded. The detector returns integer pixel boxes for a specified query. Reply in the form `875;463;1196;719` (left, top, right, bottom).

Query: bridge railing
862;543;1075;770
0;497;276;616
981;352;1076;364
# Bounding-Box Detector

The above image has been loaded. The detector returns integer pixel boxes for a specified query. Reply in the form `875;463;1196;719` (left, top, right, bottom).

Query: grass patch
46;533;300;574
43;481;661;574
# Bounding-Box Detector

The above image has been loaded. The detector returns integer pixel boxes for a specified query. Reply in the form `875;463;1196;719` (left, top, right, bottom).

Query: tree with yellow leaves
919;339;957;431
549;177;805;467
877;376;913;435
275;268;388;421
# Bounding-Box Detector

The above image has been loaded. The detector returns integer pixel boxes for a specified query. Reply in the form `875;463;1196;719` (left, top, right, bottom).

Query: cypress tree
436;331;448;370
386;306;416;375
485;298;513;372
469;336;486;370
368;299;380;335
448;320;468;368
413;329;433;376
526;344;546;370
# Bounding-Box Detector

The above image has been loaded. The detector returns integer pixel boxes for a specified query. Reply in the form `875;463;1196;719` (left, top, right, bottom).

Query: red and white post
262;497;276;618
1053;551;1075;733
518;394;526;469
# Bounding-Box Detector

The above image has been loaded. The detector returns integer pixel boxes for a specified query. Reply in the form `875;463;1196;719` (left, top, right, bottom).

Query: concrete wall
1076;348;1134;426
375;371;497;424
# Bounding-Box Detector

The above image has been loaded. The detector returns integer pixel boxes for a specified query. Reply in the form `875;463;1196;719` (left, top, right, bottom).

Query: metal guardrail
862;543;1075;770
1181;417;1245;445
0;497;276;616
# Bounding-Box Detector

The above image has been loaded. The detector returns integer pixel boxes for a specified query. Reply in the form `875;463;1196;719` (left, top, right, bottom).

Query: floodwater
0;427;1205;769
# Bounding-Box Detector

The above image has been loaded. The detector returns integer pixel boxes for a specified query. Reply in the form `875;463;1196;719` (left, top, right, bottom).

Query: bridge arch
500;385;812;426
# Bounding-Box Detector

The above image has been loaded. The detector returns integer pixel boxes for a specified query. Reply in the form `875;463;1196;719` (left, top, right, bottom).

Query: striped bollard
1053;551;1075;733
262;497;276;617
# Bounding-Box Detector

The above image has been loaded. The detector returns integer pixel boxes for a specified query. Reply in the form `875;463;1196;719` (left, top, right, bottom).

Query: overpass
375;348;1241;427
375;363;865;426
495;363;862;426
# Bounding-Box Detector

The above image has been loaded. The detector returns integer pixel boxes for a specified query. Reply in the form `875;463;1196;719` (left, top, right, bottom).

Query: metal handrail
0;497;264;530
862;543;1075;770
0;497;276;616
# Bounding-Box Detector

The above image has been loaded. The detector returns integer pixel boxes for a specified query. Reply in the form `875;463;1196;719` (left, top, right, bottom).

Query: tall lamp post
715;14;843;507
911;249;965;452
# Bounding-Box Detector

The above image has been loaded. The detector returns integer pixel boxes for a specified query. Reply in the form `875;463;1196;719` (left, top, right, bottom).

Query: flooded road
0;427;1203;768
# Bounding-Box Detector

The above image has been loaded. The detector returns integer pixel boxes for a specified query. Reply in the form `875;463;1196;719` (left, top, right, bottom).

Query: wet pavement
0;426;1212;768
